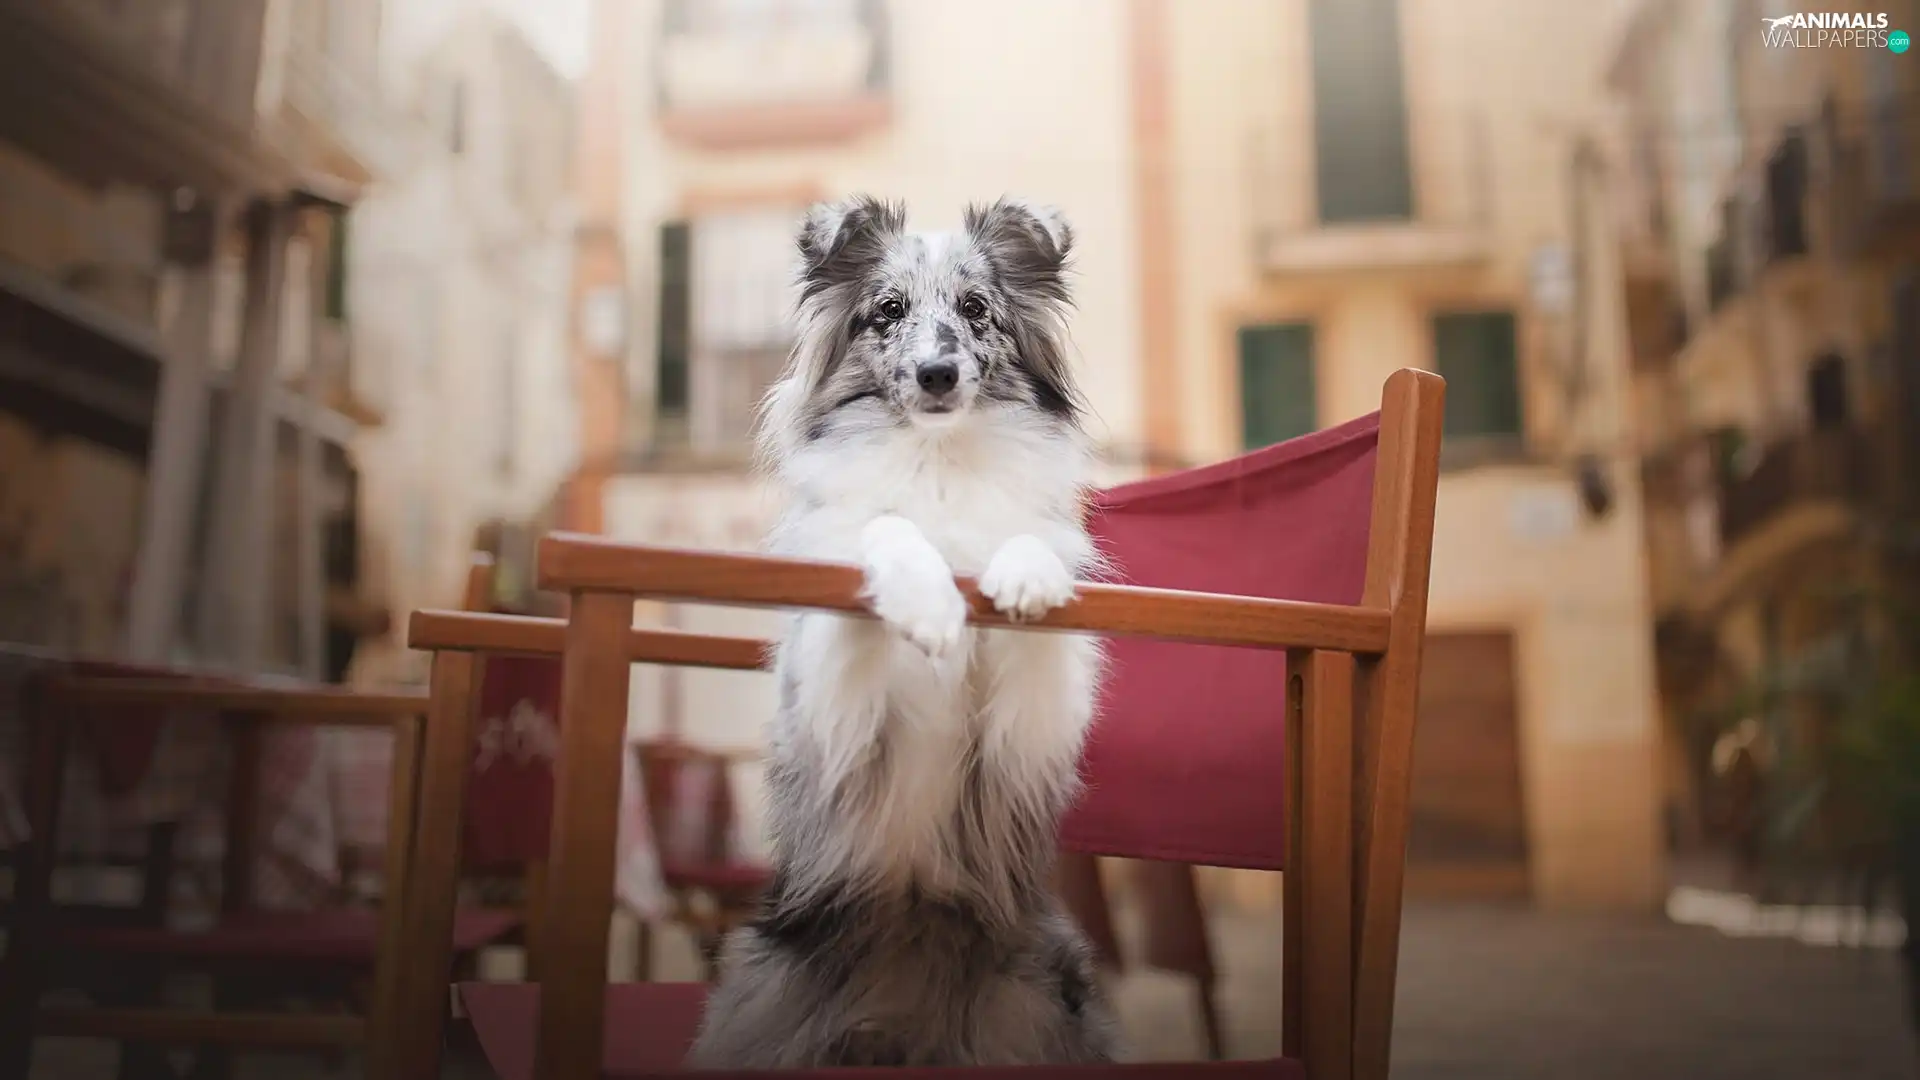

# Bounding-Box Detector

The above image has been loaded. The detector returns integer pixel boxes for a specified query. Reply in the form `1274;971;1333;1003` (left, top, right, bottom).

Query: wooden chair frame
384;610;768;1079
388;368;1443;1080
440;552;770;989
0;674;429;1076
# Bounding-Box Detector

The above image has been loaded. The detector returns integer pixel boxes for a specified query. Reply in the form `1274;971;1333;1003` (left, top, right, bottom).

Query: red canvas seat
0;675;436;1073
457;982;1305;1080
392;370;1443;1080
53;907;521;967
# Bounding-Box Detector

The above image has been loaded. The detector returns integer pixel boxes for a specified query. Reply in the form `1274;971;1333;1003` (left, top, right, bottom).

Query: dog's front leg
857;514;967;658
977;534;1102;783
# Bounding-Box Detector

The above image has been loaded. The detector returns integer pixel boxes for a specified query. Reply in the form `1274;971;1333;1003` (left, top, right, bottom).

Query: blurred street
8;0;1920;1075
1126;902;1916;1080
28;897;1915;1079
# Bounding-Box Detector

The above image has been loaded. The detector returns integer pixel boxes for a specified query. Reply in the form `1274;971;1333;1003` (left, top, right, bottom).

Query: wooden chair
445;555;777;985
401;613;1115;992
631;738;771;981
390;367;1444;1080
382;608;768;1079
0;676;435;1077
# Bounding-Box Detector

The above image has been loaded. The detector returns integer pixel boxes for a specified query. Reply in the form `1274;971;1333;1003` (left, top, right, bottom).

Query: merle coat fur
686;197;1119;1068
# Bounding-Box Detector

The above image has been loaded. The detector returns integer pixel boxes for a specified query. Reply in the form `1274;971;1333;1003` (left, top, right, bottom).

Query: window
656;222;692;422
1238;323;1317;449
323;216;349;322
448;81;467;154
496;327;518;477
1806;352;1848;429
1432;311;1523;441
655;209;797;452
1308;0;1413;223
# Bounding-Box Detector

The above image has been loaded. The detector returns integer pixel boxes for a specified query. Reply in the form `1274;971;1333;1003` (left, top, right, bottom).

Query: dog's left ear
963;199;1074;303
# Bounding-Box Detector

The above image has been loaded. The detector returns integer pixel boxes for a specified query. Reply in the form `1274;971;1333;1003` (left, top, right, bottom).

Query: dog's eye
960;295;988;321
877;297;906;322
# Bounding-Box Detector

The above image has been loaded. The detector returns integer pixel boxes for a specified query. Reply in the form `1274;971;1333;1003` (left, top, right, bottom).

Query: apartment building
0;0;393;679
344;2;581;684
1135;0;1662;911
1609;0;1920;862
577;1;1143;842
581;0;1664;910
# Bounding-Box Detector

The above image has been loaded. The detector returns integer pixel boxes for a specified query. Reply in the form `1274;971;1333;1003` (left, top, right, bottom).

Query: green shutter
657;222;691;418
1309;0;1414;223
1432;311;1522;439
1239;323;1317;450
323;216;349;322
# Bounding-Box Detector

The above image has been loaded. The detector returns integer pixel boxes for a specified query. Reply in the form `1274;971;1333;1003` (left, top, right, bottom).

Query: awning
0;257;162;458
0;2;297;195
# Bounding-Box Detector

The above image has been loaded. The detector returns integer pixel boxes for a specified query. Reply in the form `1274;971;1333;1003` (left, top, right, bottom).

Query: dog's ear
796;196;905;302
963;198;1074;304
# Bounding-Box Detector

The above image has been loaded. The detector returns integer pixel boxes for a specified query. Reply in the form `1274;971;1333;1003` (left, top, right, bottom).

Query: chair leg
697;931;724;982
1195;976;1226;1060
0;680;71;1080
633;920;654;982
183;975;239;1080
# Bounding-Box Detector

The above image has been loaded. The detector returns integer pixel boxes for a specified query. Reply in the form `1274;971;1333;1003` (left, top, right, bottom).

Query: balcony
1716;428;1874;550
1250;110;1493;275
1704;234;1737;313
0;1;291;194
1624;274;1686;373
656;0;890;152
1760;129;1811;266
1827;97;1920;261
303;317;388;427
258;0;413;184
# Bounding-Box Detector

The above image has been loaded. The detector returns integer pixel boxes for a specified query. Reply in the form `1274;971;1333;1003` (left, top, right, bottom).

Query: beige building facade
1610;0;1920;870
0;0;394;679
345;2;582;685
1151;0;1663;911
587;0;1666;910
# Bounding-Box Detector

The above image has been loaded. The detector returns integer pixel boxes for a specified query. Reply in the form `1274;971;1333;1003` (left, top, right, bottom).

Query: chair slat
408;609;769;671
536;591;635;1080
35;1006;364;1048
535;538;1394;654
1292;650;1354;1080
1351;369;1446;1080
44;677;426;722
385;649;482;1080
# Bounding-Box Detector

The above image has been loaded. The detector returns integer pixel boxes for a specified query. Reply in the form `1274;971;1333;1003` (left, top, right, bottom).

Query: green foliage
1695;577;1920;875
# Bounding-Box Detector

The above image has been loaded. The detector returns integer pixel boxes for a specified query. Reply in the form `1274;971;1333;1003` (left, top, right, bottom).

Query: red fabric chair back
65;659;207;798
1065;411;1380;871
464;655;564;871
635;743;737;869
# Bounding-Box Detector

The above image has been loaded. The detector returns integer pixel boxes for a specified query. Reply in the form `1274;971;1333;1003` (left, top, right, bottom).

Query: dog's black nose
916;361;959;395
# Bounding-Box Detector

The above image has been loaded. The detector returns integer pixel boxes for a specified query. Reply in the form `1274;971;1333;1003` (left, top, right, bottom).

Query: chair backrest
390;368;1444;1080
0;673;428;1072
451;554;757;878
634;740;742;869
384;608;770;1079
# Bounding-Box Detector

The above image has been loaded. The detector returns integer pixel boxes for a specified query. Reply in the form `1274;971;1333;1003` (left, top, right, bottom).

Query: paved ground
1112;901;1917;1080
31;901;1920;1078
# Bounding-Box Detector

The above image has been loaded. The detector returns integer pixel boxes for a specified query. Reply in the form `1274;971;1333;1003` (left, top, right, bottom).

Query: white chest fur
767;410;1103;893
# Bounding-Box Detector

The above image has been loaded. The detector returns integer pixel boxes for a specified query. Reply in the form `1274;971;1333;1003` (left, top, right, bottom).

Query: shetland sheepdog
688;197;1118;1068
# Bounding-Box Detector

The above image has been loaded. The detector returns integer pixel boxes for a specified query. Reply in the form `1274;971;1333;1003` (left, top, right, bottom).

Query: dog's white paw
859;516;967;658
979;535;1077;623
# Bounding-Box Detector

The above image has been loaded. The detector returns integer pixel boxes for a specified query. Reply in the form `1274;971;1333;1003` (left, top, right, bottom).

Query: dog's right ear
796;196;904;301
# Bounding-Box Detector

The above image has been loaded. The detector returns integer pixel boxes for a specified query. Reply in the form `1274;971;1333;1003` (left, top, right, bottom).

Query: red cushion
467;655;566;869
1065;411;1379;871
659;859;771;895
55;907;520;965
460;981;708;1078
64;661;198;796
457;982;1303;1079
